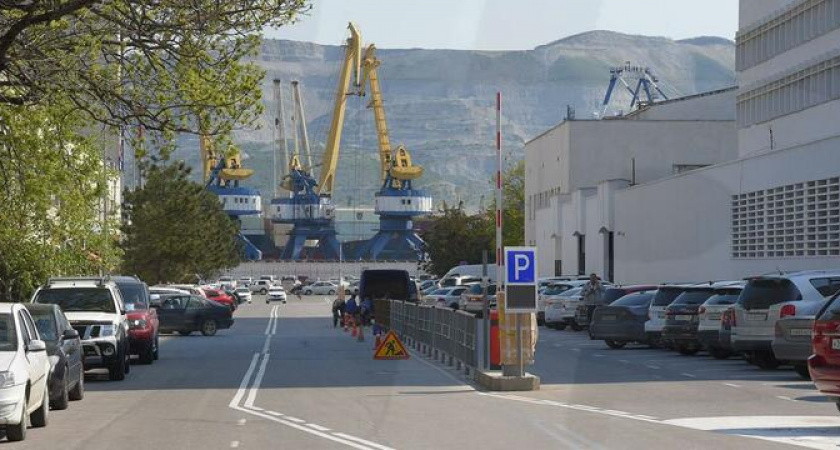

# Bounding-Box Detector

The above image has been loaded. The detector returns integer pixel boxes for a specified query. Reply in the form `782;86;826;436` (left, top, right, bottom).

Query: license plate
789;329;812;337
833;339;840;350
676;315;693;321
706;313;721;321
601;315;617;321
747;313;767;321
658;312;667;319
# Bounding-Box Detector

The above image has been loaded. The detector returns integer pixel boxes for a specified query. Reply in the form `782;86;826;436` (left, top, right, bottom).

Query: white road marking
266;411;284;416
232;405;375;450
237;419;246;426
681;373;697;378
229;353;260;408
664;416;840;450
271;305;278;334
723;383;741;388
571;348;581;352
332;433;397;450
593;354;605;358
284;416;306;423
264;306;276;335
646;365;661;370
244;354;270;408
306;423;332;432
776;395;796;402
230;441;239;448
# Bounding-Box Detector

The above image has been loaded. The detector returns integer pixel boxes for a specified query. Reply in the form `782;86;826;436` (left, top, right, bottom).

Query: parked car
167;284;209;298
645;285;693;347
569;285;656;331
234;287;252;304
250;279;273;295
281;276;300;292
423;287;469;309
809;290;840;412
440;275;482;288
302;281;341;296
24;304;84;410
540;281;594;325
589;290;657;349
155;294;234;336
419;279;438;292
662;286;721;355
204;288;237;311
267;286;287;303
150;286;190;297
32;277;130;381
459;284;497;315
344;281;361;296
0;303;51;441
544;287;582;330
113;276;159;365
731;271;840;369
238;277;253;287
218;276;236;288
697;285;743;359
774;316;817;379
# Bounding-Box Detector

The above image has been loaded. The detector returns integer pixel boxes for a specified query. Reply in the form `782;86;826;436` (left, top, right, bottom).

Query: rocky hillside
173;30;735;210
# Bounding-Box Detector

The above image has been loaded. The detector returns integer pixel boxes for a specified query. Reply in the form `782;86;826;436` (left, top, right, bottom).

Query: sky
266;0;739;51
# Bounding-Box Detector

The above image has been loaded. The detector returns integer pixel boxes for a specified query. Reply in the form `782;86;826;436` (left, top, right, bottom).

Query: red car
115;276;160;364
204;289;236;311
808;291;840;413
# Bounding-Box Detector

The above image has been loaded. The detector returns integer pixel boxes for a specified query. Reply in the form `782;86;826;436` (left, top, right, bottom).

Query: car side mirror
62;329;79;340
27;340;46;353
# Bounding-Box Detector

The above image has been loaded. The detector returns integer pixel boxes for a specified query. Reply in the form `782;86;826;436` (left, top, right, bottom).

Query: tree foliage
0;99;121;301
422;161;526;277
0;0;309;158
121;162;241;284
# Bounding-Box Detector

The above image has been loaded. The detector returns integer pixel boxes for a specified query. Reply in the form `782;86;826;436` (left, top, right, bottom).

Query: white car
0;303;51;441
250;280;274;295
544;287;583;329
267;287;287;303
423;287;469;309
645;285;693;346
235;287;252;304
302;281;340;296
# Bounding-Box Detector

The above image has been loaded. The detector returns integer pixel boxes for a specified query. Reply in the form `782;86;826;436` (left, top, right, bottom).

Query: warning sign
373;331;409;360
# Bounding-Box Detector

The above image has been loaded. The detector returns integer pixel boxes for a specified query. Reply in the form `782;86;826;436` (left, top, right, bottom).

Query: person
331;297;346;328
360;297;373;325
345;295;359;327
580;273;604;325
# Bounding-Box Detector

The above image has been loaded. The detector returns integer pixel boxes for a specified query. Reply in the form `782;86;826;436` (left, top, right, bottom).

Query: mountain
172;30;735;210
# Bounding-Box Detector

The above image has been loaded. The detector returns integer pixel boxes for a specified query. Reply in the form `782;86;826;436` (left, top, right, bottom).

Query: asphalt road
13;296;840;449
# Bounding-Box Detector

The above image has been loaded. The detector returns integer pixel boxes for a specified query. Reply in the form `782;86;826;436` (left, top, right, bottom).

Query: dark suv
114;276;160;364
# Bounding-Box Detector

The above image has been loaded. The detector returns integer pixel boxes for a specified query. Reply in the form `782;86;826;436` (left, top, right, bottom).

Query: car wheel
30;386;49;428
793;363;811;380
304;290;313;296
108;346;127;381
708;347;730;360
605;340;627;349
201;319;218;337
153;335;160;360
555;323;568;331
266;299;270;304
328;290;335;295
178;330;192;336
677;345;700;356
260;289;267;295
570;322;584;332
139;341;154;365
68;367;84;401
6;392;27;441
754;352;781;370
51;370;69;411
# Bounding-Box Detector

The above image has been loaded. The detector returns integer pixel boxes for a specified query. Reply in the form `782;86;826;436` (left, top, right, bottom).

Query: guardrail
376;300;479;376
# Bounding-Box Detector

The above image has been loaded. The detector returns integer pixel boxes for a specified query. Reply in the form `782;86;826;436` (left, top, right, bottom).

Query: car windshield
0;314;17;351
28;309;58;341
35;288;116;313
612;293;654;307
601;288;627;304
651;288;687;307
739;279;802;310
543;284;572;296
116;282;148;311
671;289;715;306
236;287;249;293
561;287;583;297
819;293;840;320
704;290;742;306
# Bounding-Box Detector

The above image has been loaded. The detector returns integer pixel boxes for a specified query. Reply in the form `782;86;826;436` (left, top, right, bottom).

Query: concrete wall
739;0;797;29
614;136;840;284
626;89;737;122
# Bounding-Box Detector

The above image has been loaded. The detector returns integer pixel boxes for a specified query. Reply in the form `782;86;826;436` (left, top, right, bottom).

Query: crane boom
317;23;362;196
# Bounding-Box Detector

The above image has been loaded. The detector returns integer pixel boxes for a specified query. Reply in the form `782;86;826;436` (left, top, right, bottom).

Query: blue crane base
281;226;341;261
354;217;424;261
238;232;263;261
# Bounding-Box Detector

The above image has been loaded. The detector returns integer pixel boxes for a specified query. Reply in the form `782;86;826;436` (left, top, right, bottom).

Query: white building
526;0;840;283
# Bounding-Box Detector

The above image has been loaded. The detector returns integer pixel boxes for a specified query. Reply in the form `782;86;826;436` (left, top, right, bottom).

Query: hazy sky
266;0;739;51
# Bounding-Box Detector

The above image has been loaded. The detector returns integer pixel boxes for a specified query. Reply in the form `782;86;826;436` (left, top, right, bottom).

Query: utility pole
273;79;289;196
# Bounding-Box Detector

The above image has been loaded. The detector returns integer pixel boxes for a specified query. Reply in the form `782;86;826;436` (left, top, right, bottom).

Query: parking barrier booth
383;300;480;376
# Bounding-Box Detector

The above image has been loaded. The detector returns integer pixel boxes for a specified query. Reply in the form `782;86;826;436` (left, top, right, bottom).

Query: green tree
121;162;241;284
486;160;526;248
422;203;493;277
0;99;121;301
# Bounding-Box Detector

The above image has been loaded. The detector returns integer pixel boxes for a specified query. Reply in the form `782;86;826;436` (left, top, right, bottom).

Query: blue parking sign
505;247;536;284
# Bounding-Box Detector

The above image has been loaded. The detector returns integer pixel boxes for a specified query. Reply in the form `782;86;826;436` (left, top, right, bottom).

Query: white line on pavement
646;365;661;370
230;441;239;448
232;405;375;450
332;433;397;450
681;373;697;378
306;423;331;431
264;306;276;335
284;416;306;423
723;383;741;388
229;353;260;408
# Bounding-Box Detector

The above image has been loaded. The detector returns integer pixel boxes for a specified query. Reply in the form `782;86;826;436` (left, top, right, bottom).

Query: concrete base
475;370;540;391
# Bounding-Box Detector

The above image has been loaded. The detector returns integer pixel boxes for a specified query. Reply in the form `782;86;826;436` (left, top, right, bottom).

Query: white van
441;265;497;285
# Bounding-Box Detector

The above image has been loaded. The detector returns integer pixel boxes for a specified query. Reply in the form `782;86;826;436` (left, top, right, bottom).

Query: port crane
600;62;668;117
352;36;432;260
269;24;365;260
201;134;263;260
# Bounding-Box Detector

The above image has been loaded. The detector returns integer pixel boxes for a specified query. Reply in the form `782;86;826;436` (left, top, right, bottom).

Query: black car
661;287;718;355
589;291;656;349
24;304;84;410
154;294;234;336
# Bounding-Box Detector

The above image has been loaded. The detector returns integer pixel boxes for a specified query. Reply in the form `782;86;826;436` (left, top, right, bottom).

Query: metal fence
379;300;479;375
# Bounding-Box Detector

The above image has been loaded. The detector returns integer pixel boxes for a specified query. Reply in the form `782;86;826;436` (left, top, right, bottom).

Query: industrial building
525;0;840;283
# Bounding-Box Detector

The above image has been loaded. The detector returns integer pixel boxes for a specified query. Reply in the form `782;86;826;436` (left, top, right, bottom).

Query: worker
331;297;346;328
345;295;359;328
580;273;604;325
360;297;373;326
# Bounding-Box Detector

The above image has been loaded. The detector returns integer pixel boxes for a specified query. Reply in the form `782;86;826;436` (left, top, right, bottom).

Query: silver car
731;271;840;369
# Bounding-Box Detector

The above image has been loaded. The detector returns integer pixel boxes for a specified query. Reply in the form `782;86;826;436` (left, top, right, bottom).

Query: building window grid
737;0;840;71
737;55;840;128
733;177;840;258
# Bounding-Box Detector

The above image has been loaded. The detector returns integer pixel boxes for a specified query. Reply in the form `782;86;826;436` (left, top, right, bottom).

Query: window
739;279;802;309
187;297;206;309
0;314;17;351
29;309;58;341
35;288;117;313
810;278;840;297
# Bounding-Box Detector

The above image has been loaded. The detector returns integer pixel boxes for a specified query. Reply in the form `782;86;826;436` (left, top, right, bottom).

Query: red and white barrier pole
496;92;503;286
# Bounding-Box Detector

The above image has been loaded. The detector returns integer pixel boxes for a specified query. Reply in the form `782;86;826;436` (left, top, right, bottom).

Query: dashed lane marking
307;423;332;432
332;433;397;450
723;383;742;388
230;441;239;448
284;416;306;423
681;373;697;378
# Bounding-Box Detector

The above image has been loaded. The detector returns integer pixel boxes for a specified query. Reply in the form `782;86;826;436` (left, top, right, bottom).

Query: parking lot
10;294;838;450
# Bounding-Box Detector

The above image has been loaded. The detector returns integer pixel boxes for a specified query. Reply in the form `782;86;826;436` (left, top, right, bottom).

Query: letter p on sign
505;247;536;284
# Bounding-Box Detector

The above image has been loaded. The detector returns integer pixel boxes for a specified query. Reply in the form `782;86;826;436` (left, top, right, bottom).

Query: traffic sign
373;330;409;360
504;246;537;312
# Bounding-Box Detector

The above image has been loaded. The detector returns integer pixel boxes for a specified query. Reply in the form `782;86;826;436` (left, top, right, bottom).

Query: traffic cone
374;332;382;349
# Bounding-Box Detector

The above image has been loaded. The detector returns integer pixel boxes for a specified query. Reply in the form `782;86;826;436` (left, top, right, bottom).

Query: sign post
503;246;537;377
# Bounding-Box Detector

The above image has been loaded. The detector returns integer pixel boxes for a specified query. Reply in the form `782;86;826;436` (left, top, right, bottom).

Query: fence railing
376;300;479;375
